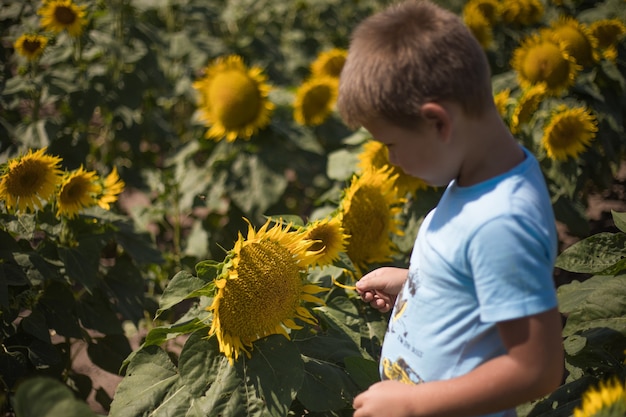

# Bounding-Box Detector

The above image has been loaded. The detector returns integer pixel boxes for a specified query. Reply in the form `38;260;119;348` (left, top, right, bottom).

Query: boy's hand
356;267;408;313
353;380;417;417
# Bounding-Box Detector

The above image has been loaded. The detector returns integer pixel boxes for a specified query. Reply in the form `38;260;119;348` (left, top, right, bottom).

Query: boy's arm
353;307;564;417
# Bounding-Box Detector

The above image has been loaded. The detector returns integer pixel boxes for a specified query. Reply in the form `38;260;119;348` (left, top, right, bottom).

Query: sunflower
14;34;48;60
56;166;102;218
463;0;500;26
38;0;88;38
573;378;626;417
542;17;599;68
590;19;626;61
300;216;349;268
357;140;429;196
541;105;598;161
192;55;274;142
499;0;544;26
293;76;339;126
510;84;547;133
207;218;328;364
97;167;125;210
339;166;405;275
310;48;348;79
494;89;512;120
463;4;493;49
510;34;580;95
0;148;63;213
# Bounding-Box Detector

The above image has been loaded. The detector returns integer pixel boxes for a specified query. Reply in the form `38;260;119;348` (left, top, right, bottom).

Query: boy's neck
455;110;525;187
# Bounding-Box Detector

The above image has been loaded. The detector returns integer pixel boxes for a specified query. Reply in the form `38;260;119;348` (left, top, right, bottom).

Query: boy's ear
420;102;452;141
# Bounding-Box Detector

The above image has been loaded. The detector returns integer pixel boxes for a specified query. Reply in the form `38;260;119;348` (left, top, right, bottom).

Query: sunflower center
321;56;346;78
306;227;330;252
552;27;593;65
54;6;77;25
6;160;47;196
522;42;570;88
219;240;303;341
548;116;580;148
344;185;388;262
61;177;91;202
302;84;332;118
23;39;43;53
208;70;262;129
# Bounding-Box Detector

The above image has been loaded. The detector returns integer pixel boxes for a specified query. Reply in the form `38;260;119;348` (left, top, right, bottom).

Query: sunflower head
310;48;348;79
463;0;500;25
511;34;580;95
14;34;49;60
573;378;626;417
97;166;125;210
463;4;494;49
207;218;328;364
339;166;405;275
0;148;63;213
192;55;274;142
38;0;88;38
494;89;512;120
357;140;428;196
300;216;349;268
510;84;547;133
542;17;599;67
293;76;339;126
541;104;598;161
499;0;544;26
56;166;102;219
590;19;626;61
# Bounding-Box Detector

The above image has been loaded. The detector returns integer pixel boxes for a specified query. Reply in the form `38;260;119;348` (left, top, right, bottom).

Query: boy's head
337;0;493;130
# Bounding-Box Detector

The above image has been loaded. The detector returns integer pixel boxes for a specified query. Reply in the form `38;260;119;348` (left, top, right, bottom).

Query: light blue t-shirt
379;147;558;417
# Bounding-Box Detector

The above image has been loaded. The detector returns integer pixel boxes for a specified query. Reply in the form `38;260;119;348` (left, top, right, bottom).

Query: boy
336;1;564;416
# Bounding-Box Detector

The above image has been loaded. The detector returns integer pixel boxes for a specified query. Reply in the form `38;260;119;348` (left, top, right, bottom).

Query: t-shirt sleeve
467;214;558;322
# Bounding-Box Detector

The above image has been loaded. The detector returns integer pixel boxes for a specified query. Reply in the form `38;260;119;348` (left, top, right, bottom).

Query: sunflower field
1;0;625;416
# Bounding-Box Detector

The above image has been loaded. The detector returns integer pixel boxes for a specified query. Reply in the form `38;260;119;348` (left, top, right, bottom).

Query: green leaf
87;334;133;375
344;356;380;390
297;356;358;412
38;282;83;338
156;270;212;317
13;377;97;417
612;210;626;233
108;346;179;417
57;245;99;292
555;232;626;274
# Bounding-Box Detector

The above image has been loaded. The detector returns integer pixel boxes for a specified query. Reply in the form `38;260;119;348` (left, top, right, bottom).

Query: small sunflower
463;5;494;49
573;378;626;417
590;19;626;61
310;48;348;79
207;218;328;364
510;84;547;133
339;166;405;275
300;216;349;268
511;34;580;95
14;34;48;60
542;16;599;68
56;166;102;219
97;167;125;210
0;148;63;213
499;0;544;26
38;0;88;38
541;105;598;161
494;89;512;120
192;55;274;142
357;140;429;196
463;0;500;25
293;76;339;126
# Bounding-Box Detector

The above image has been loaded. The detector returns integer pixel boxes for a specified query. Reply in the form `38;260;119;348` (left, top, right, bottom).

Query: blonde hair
337;0;493;129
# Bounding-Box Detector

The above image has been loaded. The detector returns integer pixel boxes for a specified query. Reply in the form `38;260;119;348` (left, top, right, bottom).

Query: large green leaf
555;232;626;274
157;270;213;317
297;356;358;412
13;377;97;417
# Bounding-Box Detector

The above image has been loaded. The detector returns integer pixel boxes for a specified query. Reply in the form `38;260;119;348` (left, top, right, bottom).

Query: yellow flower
14;34;48;60
573;378;626;417
56;166;102;218
499;0;544;26
192;55;274;142
207;218;328;364
310;48;348;79
463;4;494;49
301;216;349;268
541;105;598;161
38;0;88;38
0;148;63;213
510;84;547;133
542;16;599;68
511;34;580;95
463;0;500;26
357;140;428;197
97;167;125;210
494;89;512;120
293;76;338;126
339;166;405;275
590;19;626;61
